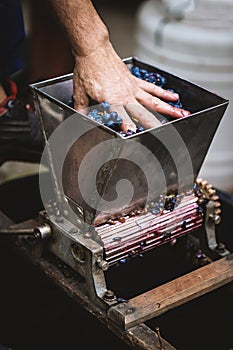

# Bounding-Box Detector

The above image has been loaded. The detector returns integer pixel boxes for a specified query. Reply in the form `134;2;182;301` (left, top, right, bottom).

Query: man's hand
73;42;190;132
50;0;190;131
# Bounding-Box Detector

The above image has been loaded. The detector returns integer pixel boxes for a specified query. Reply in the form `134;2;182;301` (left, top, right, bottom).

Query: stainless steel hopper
30;57;229;227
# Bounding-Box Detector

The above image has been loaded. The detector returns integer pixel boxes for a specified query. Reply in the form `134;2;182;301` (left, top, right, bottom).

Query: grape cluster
87;102;122;131
130;66;183;110
130;66;167;87
67;65;183;135
87;102;145;137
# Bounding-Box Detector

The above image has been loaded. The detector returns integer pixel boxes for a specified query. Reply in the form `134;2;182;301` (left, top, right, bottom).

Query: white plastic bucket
134;0;233;192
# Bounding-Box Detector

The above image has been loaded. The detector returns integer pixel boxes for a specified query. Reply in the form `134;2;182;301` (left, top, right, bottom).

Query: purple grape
101;101;110;111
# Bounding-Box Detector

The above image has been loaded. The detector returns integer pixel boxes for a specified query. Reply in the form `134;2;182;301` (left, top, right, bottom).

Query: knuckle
152;97;160;108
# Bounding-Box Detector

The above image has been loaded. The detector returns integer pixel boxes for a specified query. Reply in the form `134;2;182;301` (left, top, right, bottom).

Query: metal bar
0;227;35;236
108;254;233;330
0;217;39;237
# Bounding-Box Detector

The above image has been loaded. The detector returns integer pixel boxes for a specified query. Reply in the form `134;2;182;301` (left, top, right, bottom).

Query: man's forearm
50;0;109;56
49;0;190;128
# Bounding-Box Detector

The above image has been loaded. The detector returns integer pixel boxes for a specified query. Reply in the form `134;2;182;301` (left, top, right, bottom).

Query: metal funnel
30;57;229;225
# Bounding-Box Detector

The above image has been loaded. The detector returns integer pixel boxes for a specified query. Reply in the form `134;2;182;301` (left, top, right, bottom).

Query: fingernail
172;93;179;99
122;124;137;133
181;110;191;117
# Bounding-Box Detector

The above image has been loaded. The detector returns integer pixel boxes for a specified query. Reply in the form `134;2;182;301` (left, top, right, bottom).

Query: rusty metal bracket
205;200;231;257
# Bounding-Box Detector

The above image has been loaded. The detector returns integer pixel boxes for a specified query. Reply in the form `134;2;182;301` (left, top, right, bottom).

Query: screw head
103;290;116;301
69;227;78;234
209;214;221;225
71;244;85;262
215;242;226;254
213;214;221;225
97;259;109;271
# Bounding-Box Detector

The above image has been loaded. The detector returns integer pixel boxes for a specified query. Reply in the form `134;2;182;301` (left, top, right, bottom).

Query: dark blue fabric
0;0;25;80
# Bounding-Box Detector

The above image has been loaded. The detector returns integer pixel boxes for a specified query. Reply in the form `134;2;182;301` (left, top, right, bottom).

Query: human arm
49;0;190;131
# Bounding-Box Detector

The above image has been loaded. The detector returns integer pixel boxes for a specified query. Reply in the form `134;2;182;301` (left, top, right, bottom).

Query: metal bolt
209;214;221;225
103;290;116;301
125;308;134;315
215;242;226;254
34;223;52;240
214;214;221;224
97;256;109;271
83;231;92;239
71;244;85;262
69;227;78;234
155;327;164;350
76;218;82;227
99;260;109;271
55;216;64;223
42;211;49;220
